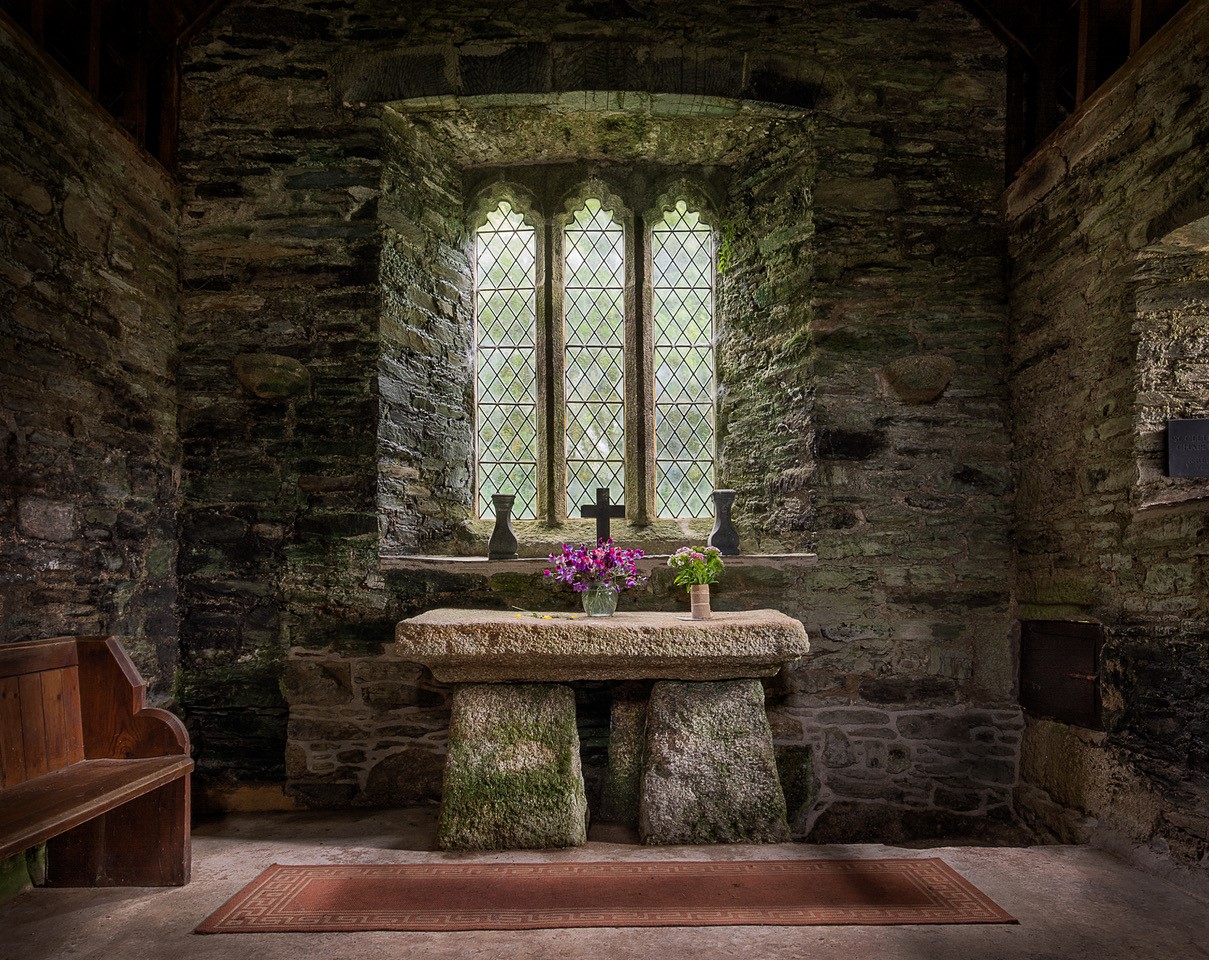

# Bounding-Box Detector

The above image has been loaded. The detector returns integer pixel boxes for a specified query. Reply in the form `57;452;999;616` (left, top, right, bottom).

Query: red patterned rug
196;858;1015;932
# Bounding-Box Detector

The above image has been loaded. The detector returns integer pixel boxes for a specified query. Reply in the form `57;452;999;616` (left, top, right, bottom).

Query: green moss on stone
437;683;588;850
641;679;790;844
0;845;44;903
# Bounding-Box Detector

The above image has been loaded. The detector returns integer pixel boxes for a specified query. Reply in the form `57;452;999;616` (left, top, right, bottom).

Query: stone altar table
394;608;809;850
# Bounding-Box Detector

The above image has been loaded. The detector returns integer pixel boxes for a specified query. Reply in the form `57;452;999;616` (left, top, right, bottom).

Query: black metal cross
580;487;625;544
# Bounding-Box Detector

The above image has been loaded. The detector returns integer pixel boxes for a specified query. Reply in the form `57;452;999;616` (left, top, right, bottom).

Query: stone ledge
394;608;810;682
380;552;818;575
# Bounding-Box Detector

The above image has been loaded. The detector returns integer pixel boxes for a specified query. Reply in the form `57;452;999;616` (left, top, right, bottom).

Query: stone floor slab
3;810;1207;960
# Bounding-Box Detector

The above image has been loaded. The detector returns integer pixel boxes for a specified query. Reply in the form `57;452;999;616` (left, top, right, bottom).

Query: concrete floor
2;809;1207;960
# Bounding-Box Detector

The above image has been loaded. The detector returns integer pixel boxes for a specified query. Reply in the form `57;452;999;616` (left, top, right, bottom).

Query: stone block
364;747;445;806
640;679;790;845
437;683;587;850
395;609;809;682
881;354;956;404
233;353;311;400
17;497;77;542
0;164;53;214
598;684;647;826
62;189;108;254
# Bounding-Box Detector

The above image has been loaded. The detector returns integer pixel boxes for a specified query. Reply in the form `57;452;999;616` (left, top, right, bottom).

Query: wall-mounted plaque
1167;419;1209;477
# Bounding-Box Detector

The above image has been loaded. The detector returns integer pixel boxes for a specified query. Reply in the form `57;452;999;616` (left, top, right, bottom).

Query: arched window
471;186;717;525
652;200;716;518
563;197;627;516
473;200;538;519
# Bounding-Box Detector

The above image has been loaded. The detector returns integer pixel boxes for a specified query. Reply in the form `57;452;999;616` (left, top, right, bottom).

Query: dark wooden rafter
0;0;227;169
958;0;1193;180
86;0;100;97
1075;0;1100;107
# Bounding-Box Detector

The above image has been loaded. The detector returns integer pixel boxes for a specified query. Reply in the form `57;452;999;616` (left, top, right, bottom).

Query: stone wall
178;0;1018;837
1005;3;1209;870
0;19;180;693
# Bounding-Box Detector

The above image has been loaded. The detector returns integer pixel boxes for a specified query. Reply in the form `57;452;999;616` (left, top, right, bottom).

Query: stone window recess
471;174;718;525
375;106;812;559
1132;212;1209;510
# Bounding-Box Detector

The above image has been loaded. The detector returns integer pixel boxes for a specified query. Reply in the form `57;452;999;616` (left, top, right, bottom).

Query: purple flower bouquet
544;539;648;594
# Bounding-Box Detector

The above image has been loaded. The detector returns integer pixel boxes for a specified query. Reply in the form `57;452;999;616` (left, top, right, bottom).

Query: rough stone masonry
174;0;1017;839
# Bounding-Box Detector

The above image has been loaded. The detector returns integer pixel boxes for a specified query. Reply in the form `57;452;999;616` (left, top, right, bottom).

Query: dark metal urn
707;489;741;556
488;494;519;560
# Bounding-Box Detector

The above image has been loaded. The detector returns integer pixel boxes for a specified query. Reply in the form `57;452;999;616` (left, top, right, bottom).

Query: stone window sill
379;552;818;574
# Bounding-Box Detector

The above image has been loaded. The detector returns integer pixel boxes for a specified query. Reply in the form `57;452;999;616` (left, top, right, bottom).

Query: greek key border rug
196;858;1016;932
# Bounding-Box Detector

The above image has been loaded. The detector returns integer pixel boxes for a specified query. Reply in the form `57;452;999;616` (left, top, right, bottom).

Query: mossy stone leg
640;679;790;844
437;683;588;850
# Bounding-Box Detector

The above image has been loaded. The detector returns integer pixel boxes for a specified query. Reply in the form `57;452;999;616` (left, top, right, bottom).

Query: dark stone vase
707;489;741;556
488;494;519;560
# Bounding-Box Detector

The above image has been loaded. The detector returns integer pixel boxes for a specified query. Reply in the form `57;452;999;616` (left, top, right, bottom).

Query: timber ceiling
0;0;1195;174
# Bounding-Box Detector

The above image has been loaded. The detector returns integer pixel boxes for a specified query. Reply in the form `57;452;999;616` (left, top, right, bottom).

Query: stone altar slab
393;608;809;682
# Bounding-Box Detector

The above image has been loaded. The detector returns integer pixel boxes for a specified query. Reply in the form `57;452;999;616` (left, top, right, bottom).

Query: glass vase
582;585;619;617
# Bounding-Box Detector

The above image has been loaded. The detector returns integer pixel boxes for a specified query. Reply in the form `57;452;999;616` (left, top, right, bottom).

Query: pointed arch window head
473;199;538;520
652;200;716;519
564;197;627;517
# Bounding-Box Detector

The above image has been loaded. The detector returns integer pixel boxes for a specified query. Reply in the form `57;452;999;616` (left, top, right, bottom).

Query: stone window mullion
548;215;568;523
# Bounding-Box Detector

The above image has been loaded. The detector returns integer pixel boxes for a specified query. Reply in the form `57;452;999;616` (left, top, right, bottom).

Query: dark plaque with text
1167;419;1209;477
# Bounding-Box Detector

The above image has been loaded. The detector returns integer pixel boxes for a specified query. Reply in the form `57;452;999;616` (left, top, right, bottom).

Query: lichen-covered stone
233;353;312;400
598;683;647;826
881;354;956;404
395;608;809;682
640;679;789;844
437;683;587;850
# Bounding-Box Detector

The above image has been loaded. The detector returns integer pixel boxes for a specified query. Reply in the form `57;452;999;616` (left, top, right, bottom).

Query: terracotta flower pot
689;583;712;620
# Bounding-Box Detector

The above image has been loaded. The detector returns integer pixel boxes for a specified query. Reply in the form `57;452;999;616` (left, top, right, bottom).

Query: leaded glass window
473;200;538;519
652;201;715;517
469;182;718;529
563;198;626;516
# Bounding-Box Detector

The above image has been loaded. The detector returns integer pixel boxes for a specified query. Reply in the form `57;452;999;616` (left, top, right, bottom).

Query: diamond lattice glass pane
564;198;626;515
478;461;539;520
567;461;626;522
653;289;711;345
566;288;625;345
565;401;626;460
475;201;538;519
656;460;712;519
652;200;716;518
478;290;536;347
565;347;624;403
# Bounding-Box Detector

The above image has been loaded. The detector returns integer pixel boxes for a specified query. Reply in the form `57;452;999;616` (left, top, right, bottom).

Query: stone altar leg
437;683;588;850
640;679;790;844
599;682;648;826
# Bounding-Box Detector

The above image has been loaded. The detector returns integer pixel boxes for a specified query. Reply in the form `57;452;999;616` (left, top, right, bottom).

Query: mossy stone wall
177;0;1017;838
1004;5;1209;869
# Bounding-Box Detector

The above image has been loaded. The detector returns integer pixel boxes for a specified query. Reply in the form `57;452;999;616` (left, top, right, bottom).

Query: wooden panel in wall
0;677;26;788
17;673;49;780
1019;620;1103;729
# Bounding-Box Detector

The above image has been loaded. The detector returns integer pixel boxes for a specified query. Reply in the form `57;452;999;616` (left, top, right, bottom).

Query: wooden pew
0;636;192;885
